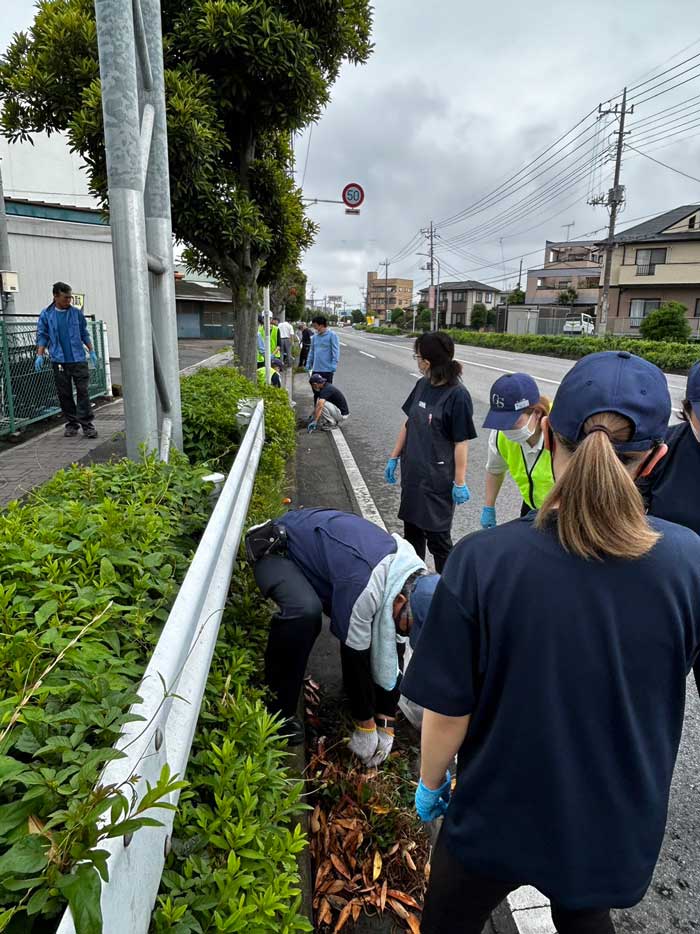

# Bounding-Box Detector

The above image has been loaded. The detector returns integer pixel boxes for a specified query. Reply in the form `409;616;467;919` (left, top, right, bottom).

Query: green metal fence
0;319;108;437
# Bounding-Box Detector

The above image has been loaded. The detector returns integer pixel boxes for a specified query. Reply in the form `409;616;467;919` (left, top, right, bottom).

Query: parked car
563;312;595;336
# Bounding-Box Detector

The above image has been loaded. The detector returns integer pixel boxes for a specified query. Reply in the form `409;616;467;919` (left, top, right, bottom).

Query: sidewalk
0;348;235;507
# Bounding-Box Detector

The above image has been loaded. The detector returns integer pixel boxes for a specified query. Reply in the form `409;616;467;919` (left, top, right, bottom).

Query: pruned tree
0;0;372;377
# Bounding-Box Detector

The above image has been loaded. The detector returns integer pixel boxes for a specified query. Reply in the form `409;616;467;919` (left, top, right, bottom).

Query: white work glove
348;726;379;765
368;727;394;768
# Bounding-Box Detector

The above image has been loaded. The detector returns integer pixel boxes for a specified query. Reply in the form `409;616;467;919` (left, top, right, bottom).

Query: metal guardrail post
56;402;265;934
0;321;15;433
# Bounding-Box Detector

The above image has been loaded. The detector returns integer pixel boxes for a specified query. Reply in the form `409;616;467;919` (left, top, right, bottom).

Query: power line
630;92;700;128
632;69;700;107
629;60;700;102
628;48;700;94
629;105;700;139
631;114;700;149
626;37;700;89
625;143;700;183
300;125;314;189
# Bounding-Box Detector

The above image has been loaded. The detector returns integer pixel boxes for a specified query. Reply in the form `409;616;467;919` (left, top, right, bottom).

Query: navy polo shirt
642;422;700;535
402;513;700;909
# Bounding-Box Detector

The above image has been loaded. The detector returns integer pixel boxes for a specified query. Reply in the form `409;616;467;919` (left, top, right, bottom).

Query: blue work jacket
307;329;340;373
36;303;91;363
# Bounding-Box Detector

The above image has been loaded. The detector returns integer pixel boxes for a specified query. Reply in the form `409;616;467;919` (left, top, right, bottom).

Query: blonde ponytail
535;411;660;560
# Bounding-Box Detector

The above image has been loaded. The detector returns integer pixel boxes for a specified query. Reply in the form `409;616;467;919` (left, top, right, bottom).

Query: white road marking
456;357;561;385
410;372;422;378
339;341;348;346
359;350;376;358
330;429;387;530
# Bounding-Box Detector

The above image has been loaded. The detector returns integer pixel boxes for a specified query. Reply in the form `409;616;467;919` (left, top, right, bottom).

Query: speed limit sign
342;183;365;209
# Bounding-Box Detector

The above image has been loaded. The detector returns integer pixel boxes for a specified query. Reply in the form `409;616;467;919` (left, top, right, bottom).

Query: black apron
398;378;461;532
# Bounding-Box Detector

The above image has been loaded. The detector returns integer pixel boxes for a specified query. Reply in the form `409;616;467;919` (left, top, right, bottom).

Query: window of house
635;248;667;275
453;292;464;301
629;299;661;327
475;291;483;302
695;298;700;317
452;313;466;327
690;216;696;229
485;292;493;303
203;309;223;326
557;280;571;290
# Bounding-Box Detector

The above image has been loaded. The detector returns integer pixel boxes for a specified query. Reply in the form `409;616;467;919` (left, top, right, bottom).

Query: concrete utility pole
420;221;437;328
562;221;575;242
517;257;523;290
0;163;16;314
592;87;633;336
263;285;271;385
379;258;389;321
94;0;182;458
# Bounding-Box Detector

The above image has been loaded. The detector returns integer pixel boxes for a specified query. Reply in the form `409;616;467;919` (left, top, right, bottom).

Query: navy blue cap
687;360;700;419
549;351;670;452
309;373;327;384
483;373;541;429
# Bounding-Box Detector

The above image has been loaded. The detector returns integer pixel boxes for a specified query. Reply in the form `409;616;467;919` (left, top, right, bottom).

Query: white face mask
502;416;535;445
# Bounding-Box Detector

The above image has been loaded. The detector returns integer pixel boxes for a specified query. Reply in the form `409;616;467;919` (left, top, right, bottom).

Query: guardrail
57;399;265;934
0;320;109;436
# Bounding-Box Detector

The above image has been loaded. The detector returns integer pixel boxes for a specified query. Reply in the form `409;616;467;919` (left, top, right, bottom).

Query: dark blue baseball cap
549;351;670;452
687;360;700;419
483;373;541;429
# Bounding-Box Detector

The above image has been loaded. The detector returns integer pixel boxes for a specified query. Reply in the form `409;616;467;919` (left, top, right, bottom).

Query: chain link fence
0;319;108;437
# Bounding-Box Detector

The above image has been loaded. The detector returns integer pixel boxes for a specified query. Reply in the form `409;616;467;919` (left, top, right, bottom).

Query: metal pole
384;258;389;322
435;257;441;330
95;0;158;457
0;163;15;314
429;221;435;329
141;0;183;449
263;286;271;384
597;87;630;336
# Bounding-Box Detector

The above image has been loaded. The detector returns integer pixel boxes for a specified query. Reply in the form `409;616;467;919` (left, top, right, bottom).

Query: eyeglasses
412;353;423;360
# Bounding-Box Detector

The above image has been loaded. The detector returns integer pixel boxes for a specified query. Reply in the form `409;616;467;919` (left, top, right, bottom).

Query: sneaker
83;425;98;439
64;424;79;437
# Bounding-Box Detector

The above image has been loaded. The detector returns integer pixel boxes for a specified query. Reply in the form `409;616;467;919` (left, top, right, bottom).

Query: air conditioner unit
0;271;19;293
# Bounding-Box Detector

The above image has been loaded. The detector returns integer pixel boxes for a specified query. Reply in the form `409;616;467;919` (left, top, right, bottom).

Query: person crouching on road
639;359;700;535
307;374;349;432
384;331;476;572
245;508;439;761
402;350;700;934
480;373;554;529
257;357;284;389
35;281;98;439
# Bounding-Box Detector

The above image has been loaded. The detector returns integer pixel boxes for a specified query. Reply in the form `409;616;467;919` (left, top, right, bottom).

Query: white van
563;312;595;336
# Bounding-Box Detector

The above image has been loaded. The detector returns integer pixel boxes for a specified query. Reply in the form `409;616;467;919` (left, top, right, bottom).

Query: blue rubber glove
415;772;452;822
481;506;497;529
307;421;317;434
384;457;399;484
34;355;45;373
89;350;97;366
452;483;471;505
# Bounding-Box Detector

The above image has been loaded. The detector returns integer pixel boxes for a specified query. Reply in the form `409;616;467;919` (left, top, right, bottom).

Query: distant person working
298;323;313;368
277;318;295;368
307;374;349;431
35;281;98;439
306;315;339;382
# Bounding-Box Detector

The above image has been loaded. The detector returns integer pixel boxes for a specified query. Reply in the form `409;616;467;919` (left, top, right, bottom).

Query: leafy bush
0;368;305;933
470;303;487;330
639;301;692;342
445;329;700;373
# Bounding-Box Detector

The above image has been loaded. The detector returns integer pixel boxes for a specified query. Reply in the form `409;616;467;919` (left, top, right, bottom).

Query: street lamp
418;253;441;330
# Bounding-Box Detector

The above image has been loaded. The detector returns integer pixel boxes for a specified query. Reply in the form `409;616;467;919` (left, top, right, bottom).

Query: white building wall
7;215;120;356
0;134;95;208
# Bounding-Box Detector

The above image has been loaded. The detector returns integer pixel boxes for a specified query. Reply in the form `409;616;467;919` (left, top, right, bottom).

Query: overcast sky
3;1;700;309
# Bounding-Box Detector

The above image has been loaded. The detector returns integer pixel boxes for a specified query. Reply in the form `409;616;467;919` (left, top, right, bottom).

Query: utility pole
421;221;436;328
379;259;389;322
517;258;523;290
562;221;575;242
591;87;633;335
0;162;16;314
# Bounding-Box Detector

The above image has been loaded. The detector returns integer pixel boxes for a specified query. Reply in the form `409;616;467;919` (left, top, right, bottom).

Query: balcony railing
636;264;655;276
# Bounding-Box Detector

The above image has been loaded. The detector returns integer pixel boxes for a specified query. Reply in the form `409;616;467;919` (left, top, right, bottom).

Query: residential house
418;280;500;328
525;240;602;310
366;271;413;321
174;269;234;339
606;204;700;335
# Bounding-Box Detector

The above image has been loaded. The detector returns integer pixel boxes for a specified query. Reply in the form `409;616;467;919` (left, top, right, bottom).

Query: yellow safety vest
496;432;554;510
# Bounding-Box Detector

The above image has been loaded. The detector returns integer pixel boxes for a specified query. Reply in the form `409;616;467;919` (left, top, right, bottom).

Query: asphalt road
328;327;700;934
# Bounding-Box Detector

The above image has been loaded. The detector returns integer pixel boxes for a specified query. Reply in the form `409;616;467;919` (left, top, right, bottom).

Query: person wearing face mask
639;359;700;535
480;373;554;529
385;331;477;572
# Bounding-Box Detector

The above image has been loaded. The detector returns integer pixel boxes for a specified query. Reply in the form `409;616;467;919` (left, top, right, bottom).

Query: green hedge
445;330;700;373
0;366;305;934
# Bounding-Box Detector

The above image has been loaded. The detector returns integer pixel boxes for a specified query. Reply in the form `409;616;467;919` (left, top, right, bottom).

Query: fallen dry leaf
333;902;353;932
351;900;362;921
372;850;383;881
387;842;400;857
406;913;422;933
387;889;422;910
317;898;332;926
403;849;417;872
310;805;321;834
315;859;332;891
380;879;388;912
330;853;351;879
28;815;45;835
388;898;411;921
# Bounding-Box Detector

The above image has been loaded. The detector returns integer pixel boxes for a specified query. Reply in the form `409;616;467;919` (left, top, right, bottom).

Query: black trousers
52;362;93;428
403;521;452;573
253;555;323;719
299;344;310;367
422;835;615;934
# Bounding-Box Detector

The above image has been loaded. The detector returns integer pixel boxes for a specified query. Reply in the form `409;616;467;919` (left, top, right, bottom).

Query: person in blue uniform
384;331;476;572
639;359;700;534
245;508;439;758
402;351;700;934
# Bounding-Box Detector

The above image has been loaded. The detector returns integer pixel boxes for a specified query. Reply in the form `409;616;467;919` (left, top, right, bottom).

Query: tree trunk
230;126;260;382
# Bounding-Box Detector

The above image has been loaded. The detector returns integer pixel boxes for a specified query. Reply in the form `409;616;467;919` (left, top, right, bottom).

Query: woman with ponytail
384;331;477;572
402;351;700;933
